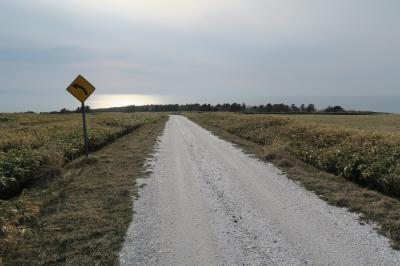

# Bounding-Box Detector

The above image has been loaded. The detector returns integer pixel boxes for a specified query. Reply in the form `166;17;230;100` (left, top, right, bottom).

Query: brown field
274;114;400;134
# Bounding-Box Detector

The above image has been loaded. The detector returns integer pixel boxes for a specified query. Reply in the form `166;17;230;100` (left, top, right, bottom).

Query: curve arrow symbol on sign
73;84;88;95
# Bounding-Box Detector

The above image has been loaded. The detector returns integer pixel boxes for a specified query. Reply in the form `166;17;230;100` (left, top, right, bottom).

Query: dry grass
184;112;400;198
275;113;400;134
1;114;167;265
0;112;163;199
185;112;400;249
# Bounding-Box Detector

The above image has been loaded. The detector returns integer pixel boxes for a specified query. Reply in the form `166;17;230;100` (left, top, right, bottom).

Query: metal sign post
81;102;89;157
66;74;96;157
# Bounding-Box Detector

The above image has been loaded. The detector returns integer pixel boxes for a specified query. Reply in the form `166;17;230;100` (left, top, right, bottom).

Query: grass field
185;112;400;248
0;112;168;265
274;114;400;133
0;112;163;199
186;112;400;198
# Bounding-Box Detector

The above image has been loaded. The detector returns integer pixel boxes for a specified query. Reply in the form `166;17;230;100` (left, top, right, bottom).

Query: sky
0;0;399;112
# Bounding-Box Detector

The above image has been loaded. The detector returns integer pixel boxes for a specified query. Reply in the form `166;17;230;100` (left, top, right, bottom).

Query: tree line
53;103;351;114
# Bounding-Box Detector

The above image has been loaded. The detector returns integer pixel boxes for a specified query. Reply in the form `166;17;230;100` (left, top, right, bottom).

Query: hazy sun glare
87;94;161;109
70;0;230;25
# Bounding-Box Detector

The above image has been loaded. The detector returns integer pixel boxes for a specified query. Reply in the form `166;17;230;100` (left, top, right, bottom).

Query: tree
325;105;344;112
265;103;273;112
306;104;316;112
229;103;242;112
75;105;91;113
290;104;299;112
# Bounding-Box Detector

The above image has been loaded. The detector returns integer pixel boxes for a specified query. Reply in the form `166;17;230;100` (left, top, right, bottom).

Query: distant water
0;92;400;113
87;95;400;113
86;94;163;109
159;95;400;114
259;96;400;114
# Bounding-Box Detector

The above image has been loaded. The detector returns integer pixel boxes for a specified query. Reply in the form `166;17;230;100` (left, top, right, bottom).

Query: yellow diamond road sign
66;75;95;103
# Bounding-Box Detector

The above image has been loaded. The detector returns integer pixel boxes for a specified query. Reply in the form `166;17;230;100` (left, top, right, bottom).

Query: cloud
0;0;399;111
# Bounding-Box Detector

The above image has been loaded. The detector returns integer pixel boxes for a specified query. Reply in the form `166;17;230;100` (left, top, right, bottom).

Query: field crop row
185;112;400;199
0;112;165;199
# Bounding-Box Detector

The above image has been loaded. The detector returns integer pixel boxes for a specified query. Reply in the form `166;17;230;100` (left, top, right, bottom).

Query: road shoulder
3;116;167;266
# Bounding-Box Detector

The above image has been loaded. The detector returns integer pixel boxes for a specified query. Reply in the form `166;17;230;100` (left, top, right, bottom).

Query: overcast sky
0;0;399;111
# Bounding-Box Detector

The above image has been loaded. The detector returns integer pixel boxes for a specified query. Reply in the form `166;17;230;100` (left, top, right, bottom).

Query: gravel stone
119;115;400;266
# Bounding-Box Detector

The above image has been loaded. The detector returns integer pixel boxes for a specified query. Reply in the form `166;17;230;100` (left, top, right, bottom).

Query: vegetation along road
120;115;400;265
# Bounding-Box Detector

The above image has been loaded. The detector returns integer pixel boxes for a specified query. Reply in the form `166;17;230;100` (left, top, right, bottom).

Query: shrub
188;112;400;198
0;113;164;199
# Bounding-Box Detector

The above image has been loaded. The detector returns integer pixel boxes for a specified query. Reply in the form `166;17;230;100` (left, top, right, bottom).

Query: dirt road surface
119;115;400;265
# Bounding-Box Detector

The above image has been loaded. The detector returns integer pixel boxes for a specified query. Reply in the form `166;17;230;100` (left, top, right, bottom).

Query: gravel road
119;115;400;266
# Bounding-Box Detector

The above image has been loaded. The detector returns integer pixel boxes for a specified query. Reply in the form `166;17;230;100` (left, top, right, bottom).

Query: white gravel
119;115;400;266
